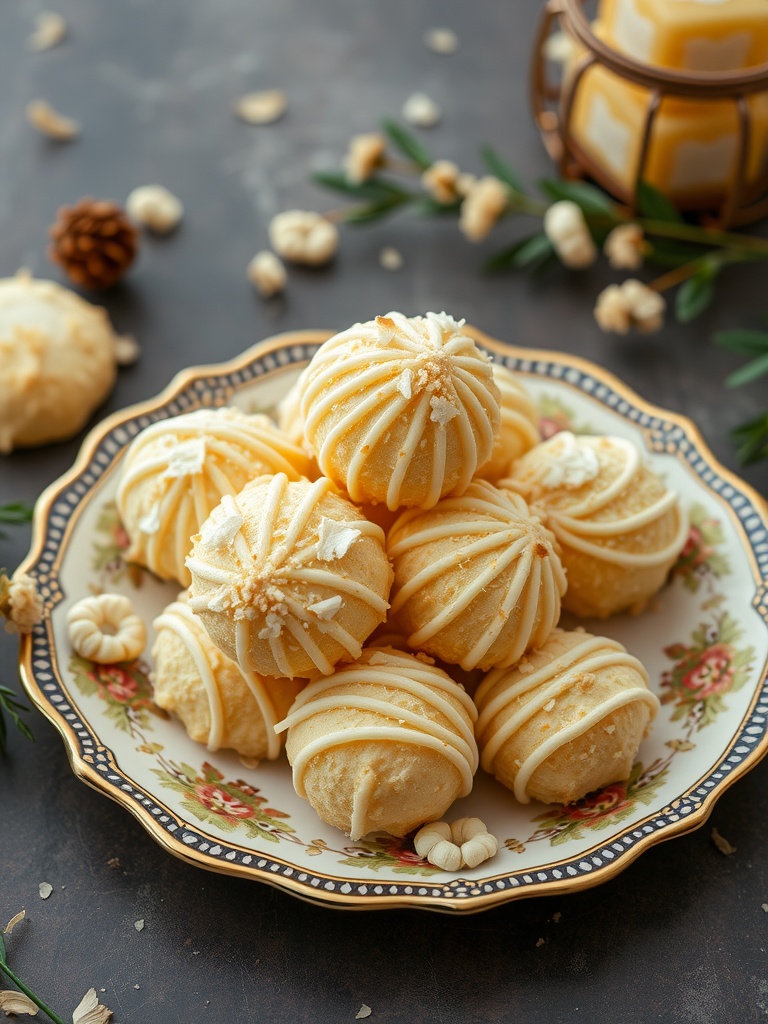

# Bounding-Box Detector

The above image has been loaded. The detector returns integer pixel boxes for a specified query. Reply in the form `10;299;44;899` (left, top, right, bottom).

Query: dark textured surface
1;2;768;1022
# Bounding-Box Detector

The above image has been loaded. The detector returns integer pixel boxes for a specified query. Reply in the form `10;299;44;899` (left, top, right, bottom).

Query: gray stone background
1;2;767;1022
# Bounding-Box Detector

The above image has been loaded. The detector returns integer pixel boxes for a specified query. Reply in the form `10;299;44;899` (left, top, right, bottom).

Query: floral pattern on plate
18;331;768;911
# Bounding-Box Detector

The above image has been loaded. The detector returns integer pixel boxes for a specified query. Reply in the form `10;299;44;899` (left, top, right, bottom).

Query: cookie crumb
107;856;122;870
38;882;53;899
711;827;736;856
134;919;145;932
552;912;561;923
535;937;545;948
355;1006;372;1020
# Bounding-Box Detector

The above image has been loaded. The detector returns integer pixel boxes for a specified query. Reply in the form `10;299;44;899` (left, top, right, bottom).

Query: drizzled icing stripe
505;434;689;570
153;601;281;759
388;480;566;670
154;602;226;751
275;650;478;797
476;635;659;803
298;311;499;510
117;410;308;582
187;473;389;677
235;619;281;759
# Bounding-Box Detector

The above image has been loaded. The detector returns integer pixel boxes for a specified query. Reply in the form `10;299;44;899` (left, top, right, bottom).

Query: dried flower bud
126;185;183;234
402;92;441;128
247;250;287;297
421;160;462;204
544;200;597;268
234;90;287;125
345;132;386;184
1;573;43;634
414;817;499;870
424;27;458;54
269;210;338;266
27;11;67;52
459;176;508;242
594;279;666;335
604;223;644;270
26;99;79;140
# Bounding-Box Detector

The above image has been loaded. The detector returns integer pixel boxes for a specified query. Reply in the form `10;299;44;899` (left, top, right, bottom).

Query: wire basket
531;0;768;227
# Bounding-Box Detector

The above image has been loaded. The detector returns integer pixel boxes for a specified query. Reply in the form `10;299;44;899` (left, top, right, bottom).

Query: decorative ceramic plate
19;328;768;913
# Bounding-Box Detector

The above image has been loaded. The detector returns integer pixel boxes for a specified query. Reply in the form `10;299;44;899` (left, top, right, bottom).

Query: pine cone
48;198;139;289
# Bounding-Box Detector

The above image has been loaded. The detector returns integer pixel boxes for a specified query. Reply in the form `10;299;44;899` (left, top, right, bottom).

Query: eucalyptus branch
314;118;768;333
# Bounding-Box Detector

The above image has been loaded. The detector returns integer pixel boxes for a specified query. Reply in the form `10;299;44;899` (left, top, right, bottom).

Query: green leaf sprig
714;324;768;464
313;119;768;330
0;919;67;1024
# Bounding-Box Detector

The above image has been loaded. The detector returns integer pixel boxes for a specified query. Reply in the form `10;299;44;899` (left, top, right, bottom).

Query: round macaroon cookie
298;311;501;510
387;479;566;671
117;407;312;587
276;646;479;839
186;474;393;679
475;627;659;805
152;597;304;761
503;431;688;618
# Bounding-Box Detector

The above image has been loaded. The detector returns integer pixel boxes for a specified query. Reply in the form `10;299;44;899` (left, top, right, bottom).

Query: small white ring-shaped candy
67;594;146;664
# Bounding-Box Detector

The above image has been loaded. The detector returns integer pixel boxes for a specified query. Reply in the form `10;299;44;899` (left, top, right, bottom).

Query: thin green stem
0;960;67;1024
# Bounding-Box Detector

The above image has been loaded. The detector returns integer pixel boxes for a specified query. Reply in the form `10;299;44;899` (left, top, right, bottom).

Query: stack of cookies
117;311;688;842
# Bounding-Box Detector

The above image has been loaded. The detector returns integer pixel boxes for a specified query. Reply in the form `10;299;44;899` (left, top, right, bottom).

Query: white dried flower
67;594;146;663
72;987;113;1024
0;990;38;1016
424;27;458;54
269;210;338;266
604;223;644;270
379;247;403;271
421;160;462;204
345;132;386;184
126;185;183;234
402;92;441;128
544;200;597;268
594;279;666;335
459;175;509;242
234;89;287;125
544;30;576;64
25;99;80;141
456;172;477;197
28;11;67;52
414;817;499;870
247;250;286;297
114;334;141;367
5;574;43;635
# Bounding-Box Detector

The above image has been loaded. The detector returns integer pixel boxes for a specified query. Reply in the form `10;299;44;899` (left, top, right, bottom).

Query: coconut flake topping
162;437;207;478
200;494;244;547
541;432;600;489
429;395;459;426
316;517;361;561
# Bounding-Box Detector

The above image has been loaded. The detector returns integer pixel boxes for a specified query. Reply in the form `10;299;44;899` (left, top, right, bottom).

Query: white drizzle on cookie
475;633;660;803
117;408;310;586
153;599;282;758
503;432;689;569
275;647;479;813
299;311;500;510
388;480;567;670
187;474;390;677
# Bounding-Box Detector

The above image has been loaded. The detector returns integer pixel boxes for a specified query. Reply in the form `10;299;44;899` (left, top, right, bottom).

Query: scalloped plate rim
17;325;768;914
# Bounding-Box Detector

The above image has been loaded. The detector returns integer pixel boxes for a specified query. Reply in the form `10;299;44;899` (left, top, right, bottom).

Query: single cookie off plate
18;326;768;913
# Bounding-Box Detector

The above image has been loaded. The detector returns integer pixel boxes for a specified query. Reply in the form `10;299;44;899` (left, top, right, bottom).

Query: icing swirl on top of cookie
187;474;392;679
298;311;501;510
387;480;567;671
503;432;689;569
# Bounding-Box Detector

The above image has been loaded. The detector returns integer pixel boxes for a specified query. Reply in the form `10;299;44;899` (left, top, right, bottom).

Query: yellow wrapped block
599;0;768;71
570;62;768;205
